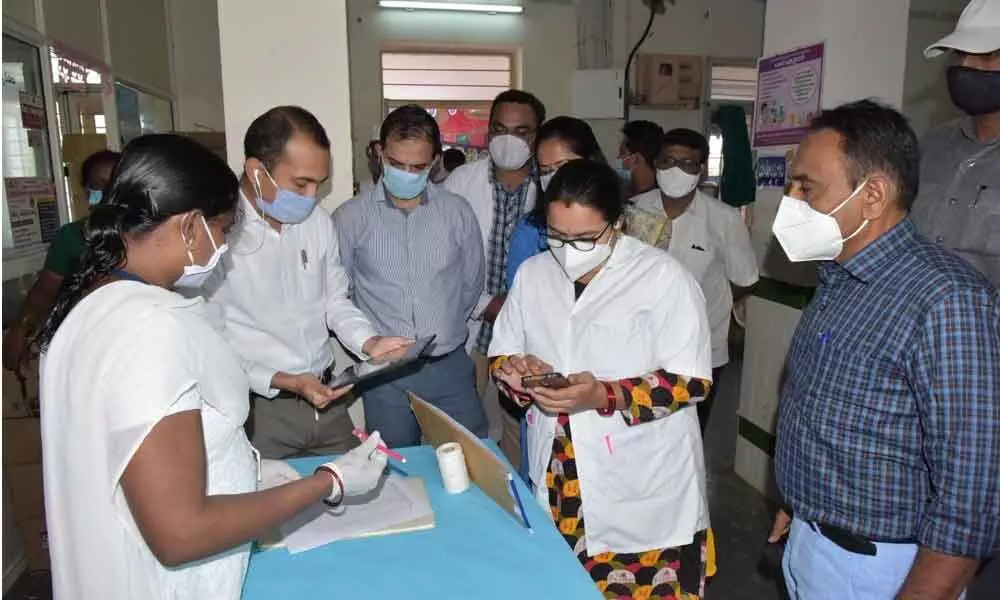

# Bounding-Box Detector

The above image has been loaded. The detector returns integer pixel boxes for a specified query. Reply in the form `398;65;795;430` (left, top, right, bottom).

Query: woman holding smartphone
36;134;387;600
489;160;714;600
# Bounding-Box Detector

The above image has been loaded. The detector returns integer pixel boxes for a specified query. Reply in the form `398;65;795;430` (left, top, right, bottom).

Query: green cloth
711;105;756;208
43;219;86;277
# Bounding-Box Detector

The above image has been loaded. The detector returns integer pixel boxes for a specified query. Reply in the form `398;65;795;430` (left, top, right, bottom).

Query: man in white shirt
203;105;408;459
444;89;544;457
627;128;759;431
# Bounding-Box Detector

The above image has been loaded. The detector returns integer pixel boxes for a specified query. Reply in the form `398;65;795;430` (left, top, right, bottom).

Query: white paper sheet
279;475;432;554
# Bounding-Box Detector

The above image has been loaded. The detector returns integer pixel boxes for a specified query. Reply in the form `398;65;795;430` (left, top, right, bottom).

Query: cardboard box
3;417;42;466
7;463;45;521
634;53;704;109
19;517;49;571
2;361;40;419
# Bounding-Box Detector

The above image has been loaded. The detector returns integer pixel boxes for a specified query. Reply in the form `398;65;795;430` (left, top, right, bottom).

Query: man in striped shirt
333;105;487;447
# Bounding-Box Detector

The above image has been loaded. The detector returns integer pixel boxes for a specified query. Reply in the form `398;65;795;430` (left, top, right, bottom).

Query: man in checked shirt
769;100;1000;599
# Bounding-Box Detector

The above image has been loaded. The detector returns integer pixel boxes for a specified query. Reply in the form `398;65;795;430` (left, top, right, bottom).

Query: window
3;34;57;257
381;52;512;102
115;82;172;145
381;51;513;155
706;63;757;182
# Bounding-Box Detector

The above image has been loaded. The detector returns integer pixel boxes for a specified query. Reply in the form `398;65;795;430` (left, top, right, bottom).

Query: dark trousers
697;366;725;432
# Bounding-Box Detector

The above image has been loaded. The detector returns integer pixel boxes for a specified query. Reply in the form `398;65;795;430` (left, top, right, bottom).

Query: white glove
323;431;388;499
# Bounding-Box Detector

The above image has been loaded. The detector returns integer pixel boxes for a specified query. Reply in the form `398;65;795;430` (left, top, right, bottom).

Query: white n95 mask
771;181;869;262
549;239;613;281
489;135;531;170
656;167;700;198
175;215;228;288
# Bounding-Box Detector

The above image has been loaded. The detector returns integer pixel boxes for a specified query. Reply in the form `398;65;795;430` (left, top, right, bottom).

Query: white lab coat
489;235;713;555
40;282;257;600
444;157;538;350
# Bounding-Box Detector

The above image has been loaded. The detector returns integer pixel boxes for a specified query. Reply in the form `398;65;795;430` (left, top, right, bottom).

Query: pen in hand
352;428;407;463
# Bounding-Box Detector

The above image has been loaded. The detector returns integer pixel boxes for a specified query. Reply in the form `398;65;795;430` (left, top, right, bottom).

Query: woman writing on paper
489;160;714;600
36;134;387;600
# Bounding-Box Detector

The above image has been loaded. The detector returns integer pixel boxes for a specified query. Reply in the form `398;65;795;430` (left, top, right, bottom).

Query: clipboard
409;393;527;528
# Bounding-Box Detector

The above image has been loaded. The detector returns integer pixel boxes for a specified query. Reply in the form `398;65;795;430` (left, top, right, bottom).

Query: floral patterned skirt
547;413;707;600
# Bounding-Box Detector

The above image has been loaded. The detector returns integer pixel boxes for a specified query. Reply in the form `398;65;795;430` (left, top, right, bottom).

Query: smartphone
522;373;572;389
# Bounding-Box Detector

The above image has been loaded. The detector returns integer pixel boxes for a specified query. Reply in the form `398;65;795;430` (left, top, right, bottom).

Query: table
242;444;602;599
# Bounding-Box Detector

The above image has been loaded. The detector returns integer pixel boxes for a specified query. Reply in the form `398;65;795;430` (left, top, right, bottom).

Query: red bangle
597;382;616;416
314;465;344;507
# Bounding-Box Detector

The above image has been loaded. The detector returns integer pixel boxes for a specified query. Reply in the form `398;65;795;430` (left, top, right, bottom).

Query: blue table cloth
242;445;601;599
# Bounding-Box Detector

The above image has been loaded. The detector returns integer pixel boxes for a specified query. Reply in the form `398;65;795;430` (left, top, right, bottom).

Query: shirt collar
959;117;1000;147
835;218;918;284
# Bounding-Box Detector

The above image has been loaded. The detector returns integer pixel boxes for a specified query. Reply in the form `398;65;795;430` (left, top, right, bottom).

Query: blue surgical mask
87;189;103;206
174;215;228;289
253;168;317;224
614;159;632;182
382;163;430;200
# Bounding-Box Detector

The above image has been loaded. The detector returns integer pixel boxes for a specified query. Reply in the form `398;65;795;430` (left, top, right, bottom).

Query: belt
809;521;877;556
272;366;334;401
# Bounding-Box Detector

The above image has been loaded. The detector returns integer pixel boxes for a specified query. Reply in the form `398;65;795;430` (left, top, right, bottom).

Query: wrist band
314;465;344;507
489;355;508;372
597;382;616;416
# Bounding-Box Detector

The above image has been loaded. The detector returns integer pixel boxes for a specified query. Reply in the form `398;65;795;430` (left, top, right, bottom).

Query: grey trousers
246;393;358;459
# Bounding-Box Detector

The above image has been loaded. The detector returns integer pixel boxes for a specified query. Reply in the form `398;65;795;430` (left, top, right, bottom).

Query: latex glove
323;431;388;498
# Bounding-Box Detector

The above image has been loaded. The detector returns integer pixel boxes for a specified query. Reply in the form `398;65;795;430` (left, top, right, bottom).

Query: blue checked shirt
775;218;1000;558
476;161;537;354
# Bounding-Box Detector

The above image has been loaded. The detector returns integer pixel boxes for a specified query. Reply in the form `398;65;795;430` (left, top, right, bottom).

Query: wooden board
409;393;523;525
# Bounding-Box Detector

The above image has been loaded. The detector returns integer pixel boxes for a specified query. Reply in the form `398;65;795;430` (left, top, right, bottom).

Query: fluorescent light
378;1;524;14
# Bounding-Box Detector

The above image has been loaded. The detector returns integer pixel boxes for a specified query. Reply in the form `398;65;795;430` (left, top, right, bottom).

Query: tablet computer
328;335;436;389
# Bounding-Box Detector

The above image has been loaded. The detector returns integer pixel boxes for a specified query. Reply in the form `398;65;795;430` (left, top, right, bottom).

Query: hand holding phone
522;372;572;389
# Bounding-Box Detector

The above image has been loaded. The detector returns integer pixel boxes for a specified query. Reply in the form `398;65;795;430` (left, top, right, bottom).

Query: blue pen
507;473;534;534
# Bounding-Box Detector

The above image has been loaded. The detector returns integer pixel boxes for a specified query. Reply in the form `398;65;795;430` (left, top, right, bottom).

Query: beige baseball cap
925;0;1000;58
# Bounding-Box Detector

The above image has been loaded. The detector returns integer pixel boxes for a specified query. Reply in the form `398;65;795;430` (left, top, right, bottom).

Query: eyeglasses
546;223;611;251
657;156;702;174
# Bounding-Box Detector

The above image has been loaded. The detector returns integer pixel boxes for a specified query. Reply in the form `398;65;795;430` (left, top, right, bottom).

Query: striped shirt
775;219;1000;558
332;182;485;356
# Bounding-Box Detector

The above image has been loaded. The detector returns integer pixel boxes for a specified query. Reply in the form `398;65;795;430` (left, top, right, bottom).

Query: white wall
903;7;964;137
217;0;355;209
589;0;766;161
345;0;578;182
168;0;225;132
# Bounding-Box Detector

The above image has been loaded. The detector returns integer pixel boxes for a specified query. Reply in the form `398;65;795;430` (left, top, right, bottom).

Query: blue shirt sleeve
505;218;544;289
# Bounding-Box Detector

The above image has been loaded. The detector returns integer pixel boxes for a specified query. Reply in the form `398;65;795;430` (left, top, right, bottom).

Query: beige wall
106;0;172;95
43;0;104;62
2;0;35;29
217;0;355;209
345;0;577;183
169;0;225;131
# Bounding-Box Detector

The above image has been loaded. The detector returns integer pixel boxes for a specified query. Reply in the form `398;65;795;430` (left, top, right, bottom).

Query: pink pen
352;428;407;463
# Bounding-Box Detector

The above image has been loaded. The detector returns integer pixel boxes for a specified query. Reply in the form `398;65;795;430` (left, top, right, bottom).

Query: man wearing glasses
626;128;759;432
445;89;546;455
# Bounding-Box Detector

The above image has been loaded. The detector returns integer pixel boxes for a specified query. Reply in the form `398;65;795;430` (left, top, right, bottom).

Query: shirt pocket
676;242;714;282
296;248;326;304
812;341;917;465
586;413;698;503
963;186;1000;258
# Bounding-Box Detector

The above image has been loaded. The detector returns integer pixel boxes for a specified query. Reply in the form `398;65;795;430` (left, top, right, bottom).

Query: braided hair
36;134;239;350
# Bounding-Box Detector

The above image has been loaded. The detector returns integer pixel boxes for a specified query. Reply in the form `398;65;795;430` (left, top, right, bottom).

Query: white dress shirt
630;189;759;367
203;193;377;396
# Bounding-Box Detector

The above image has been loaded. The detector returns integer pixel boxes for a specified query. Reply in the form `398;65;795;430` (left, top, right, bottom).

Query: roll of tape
436;442;470;494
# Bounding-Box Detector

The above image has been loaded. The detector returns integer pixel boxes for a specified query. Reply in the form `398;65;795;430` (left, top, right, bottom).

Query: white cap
925;0;1000;58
